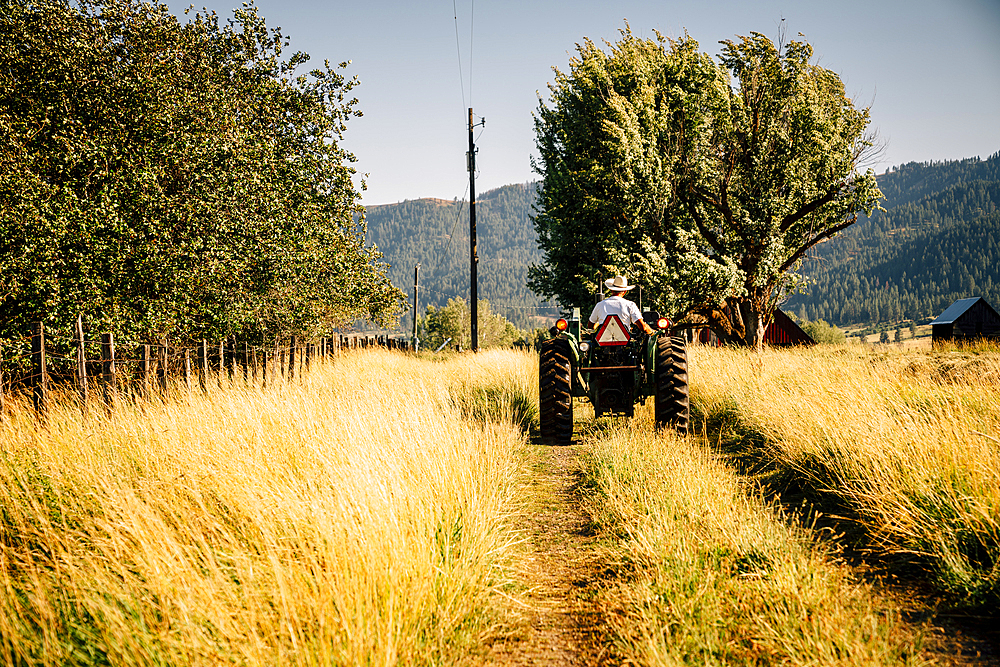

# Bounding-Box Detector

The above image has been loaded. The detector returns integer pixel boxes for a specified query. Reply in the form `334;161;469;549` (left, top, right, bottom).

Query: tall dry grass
691;342;1000;609
0;349;536;666
578;414;926;666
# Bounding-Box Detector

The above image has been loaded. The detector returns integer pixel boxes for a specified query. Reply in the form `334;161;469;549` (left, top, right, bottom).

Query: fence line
2;317;412;418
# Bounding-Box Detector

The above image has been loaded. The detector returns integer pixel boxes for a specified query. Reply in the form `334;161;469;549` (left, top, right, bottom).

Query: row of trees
530;27;882;348
1;0;404;350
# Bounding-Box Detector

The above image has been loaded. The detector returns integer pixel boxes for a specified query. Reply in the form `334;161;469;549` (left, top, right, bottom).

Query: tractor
538;306;690;444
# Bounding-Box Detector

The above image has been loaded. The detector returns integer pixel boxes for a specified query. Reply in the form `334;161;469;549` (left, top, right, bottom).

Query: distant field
843;322;934;346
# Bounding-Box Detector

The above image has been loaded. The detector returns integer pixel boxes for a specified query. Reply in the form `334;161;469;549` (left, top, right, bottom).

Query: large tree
530;28;882;348
0;0;404;348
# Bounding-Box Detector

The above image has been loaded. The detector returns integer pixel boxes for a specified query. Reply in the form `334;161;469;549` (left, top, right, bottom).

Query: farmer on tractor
589;276;655;336
538;274;690;444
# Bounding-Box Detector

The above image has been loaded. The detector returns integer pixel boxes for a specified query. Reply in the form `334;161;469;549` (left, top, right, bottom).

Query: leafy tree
879;330;890;344
530;28;882;349
418;298;521;351
910;321;918;338
800;319;845;345
894;327;902;343
0;0;404;348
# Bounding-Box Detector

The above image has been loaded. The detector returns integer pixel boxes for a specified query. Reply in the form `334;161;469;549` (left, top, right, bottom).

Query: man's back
589;295;642;328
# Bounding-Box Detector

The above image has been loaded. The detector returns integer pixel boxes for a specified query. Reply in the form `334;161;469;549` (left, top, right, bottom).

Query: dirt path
485;443;608;666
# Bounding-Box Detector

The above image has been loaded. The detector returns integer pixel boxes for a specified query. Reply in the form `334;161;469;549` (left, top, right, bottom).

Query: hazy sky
179;0;1000;205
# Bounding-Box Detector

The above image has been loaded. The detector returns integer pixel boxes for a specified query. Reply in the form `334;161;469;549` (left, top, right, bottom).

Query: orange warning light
555;318;569;331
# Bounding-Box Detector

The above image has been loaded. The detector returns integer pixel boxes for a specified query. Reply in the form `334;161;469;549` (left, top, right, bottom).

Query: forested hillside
368;153;1000;333
786;152;1000;326
365;183;556;330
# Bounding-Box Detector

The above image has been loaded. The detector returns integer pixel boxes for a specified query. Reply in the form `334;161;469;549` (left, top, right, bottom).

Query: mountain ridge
366;152;1000;332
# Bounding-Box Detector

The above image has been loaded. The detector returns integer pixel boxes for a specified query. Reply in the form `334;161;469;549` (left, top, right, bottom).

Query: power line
452;0;465;111
431;184;469;275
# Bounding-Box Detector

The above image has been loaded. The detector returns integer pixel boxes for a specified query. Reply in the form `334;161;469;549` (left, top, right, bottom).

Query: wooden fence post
261;346;268;388
31;322;47;415
241;341;249;383
225;338;235;380
199;339;209;391
76;314;89;416
184;347;192;391
157;338;168;392
101;333;117;405
139;344;151;395
288;335;297;380
304;342;312;371
217;340;225;387
0;344;5;414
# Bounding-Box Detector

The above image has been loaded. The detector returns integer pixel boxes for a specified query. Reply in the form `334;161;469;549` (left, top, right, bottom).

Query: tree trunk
739;301;768;351
700;293;773;350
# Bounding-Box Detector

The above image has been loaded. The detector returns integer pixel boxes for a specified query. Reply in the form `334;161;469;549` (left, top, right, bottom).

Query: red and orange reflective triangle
595;314;630;346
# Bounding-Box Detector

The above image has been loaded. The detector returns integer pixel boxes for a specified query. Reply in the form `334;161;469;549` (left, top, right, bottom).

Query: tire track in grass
485;442;608;666
693;403;1000;666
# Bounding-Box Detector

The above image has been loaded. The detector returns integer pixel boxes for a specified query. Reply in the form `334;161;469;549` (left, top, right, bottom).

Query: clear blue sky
180;0;1000;205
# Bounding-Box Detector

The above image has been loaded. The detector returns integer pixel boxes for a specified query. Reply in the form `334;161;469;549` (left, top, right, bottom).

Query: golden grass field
577;414;927;665
0;350;535;666
690;342;1000;610
1;341;997;665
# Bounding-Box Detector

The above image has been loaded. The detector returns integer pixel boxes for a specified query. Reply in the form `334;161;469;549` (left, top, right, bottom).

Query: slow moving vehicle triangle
595;314;630;346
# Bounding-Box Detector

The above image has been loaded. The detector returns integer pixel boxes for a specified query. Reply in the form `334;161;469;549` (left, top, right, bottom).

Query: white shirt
588;295;644;328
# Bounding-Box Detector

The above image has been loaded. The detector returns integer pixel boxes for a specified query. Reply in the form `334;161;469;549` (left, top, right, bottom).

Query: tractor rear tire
655;335;690;435
539;337;573;445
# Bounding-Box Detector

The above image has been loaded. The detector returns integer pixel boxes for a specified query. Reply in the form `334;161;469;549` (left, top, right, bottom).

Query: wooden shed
697;308;815;347
930;297;1000;345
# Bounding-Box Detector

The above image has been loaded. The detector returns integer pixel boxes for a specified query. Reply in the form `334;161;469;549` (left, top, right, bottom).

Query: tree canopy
0;0;405;347
530;28;882;347
418;298;521;352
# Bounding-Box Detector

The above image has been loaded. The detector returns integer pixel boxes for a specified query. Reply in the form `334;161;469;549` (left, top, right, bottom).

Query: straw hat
604;276;636;291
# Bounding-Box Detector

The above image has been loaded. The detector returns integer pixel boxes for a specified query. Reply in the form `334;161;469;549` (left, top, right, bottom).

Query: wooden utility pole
468;107;479;352
412;263;420;350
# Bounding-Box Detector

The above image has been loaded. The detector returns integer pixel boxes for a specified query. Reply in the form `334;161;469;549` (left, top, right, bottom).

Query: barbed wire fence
0;317;410;419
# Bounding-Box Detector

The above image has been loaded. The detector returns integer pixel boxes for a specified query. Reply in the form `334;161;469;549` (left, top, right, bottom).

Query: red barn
697;309;815;346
